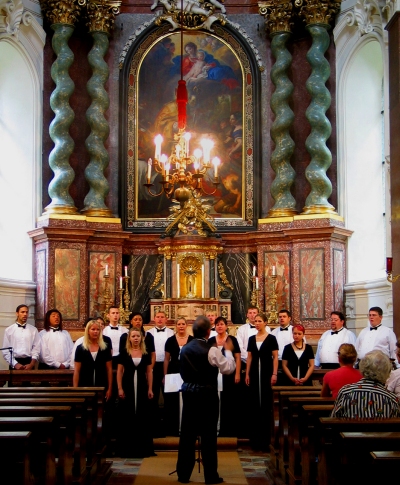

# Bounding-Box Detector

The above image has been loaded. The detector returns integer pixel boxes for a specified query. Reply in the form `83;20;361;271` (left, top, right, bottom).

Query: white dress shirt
314;327;356;366
208;347;236;374
355;324;397;360
102;324;128;357
2;322;41;368
271;325;295;360
147;326;174;362
236;323;270;363
69;336;84;370
39;329;74;368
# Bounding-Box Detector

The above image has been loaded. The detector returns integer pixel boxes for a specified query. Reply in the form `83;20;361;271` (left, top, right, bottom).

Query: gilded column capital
86;0;121;34
41;0;86;26
296;0;342;26
258;0;294;34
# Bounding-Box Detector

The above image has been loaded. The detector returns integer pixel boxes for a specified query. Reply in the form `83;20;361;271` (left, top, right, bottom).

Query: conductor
176;316;236;484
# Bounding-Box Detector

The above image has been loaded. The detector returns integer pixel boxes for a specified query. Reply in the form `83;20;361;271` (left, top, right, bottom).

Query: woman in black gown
208;316;241;436
73;320;113;400
245;313;278;451
163;317;193;435
119;312;155;367
117;327;155;457
282;324;315;386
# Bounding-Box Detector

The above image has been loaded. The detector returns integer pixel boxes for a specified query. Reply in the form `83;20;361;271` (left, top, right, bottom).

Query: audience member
2;304;40;370
208;316;241;436
320;343;362;398
282;324;315;386
386;338;400;397
102;306;128;369
39;309;73;369
117;327;155;457
332;350;400;418
163;317;193;436
355;306;397;363
176;316;235;485
73;319;113;400
245;312;278;451
315;311;356;369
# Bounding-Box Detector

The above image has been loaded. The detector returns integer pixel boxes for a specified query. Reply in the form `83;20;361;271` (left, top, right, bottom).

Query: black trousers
177;389;220;483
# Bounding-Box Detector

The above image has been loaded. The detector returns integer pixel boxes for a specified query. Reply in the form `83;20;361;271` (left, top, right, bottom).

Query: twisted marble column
82;0;120;217
259;1;297;217
42;0;84;214
299;0;340;214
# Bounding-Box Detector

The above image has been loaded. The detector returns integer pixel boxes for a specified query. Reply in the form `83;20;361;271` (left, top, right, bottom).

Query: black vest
180;338;219;387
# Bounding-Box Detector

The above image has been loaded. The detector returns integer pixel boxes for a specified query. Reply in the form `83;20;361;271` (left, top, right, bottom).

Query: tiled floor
107;446;279;485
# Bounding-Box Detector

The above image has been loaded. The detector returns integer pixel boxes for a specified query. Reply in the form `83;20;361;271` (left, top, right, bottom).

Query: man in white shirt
2;304;41;369
271;309;294;383
315;311;356;369
39;309;74;369
147;311;174;436
206;310;218;338
355;306;397;365
102;306;128;369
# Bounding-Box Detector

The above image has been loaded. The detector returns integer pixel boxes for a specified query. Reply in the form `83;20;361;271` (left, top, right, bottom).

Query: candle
119;276;123;289
166;163;170;177
160;154;167;176
202;264;204;298
256;277;259;289
177;263;180;297
105;264;108;276
184;132;191;155
201;139;213;164
154;134;163;160
124;266;128;277
272;265;276;276
176;144;181;158
147;158;152;183
253;265;256;277
212;157;220;178
387;257;393;273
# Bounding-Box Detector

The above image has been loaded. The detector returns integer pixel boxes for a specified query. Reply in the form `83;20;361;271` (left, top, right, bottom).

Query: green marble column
82;0;120;217
259;1;297;217
299;0;340;214
42;0;84;214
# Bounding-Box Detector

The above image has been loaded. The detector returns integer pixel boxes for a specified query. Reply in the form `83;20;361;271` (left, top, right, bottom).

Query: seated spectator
386;338;400;397
320;344;362;398
332;350;400;418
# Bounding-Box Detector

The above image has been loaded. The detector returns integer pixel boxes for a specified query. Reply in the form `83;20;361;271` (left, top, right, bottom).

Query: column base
267;208;298;218
81;207;114;218
302;204;337;215
43;204;78;215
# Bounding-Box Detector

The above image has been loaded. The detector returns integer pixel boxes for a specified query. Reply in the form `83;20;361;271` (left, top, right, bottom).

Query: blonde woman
117;328;155;457
73;320;113;400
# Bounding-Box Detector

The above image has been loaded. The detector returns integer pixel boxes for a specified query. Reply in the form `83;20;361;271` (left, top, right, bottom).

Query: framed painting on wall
264;251;291;313
333;249;344;312
299;248;325;320
121;24;260;232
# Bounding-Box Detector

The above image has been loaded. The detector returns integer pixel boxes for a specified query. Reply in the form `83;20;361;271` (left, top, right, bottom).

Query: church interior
1;0;400;482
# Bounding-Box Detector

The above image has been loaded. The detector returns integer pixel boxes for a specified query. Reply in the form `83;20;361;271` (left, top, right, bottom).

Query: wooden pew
318;418;400;485
0;370;74;387
0;416;56;485
0;431;31;485
286;397;335;485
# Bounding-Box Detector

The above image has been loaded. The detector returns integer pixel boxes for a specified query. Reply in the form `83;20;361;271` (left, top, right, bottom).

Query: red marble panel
333;248;344;312
299;248;324;320
54;248;81;319
36;249;46;320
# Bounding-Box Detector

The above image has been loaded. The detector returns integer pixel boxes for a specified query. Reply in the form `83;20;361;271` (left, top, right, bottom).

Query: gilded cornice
41;0;86;26
158;244;223;259
295;0;342;26
86;0;121;34
258;0;294;34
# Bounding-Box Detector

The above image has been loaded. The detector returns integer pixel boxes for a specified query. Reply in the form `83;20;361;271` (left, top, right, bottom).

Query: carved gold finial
41;0;86;26
86;0;121;34
258;0;294;34
295;0;342;26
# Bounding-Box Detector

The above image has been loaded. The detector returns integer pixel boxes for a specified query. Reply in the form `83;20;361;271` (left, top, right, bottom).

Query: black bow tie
331;331;339;335
50;327;60;332
156;327;166;332
370;325;381;331
110;326;119;330
249;325;256;329
211;327;215;331
17;324;26;329
280;327;289;331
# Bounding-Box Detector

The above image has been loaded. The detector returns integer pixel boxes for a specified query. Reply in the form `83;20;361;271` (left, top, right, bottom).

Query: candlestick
124;266;128;277
256;277;259;290
272;265;276;276
119;276;123;289
253;266;256;277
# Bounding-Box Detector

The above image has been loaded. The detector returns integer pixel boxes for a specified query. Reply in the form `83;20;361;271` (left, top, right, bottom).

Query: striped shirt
331;378;400;419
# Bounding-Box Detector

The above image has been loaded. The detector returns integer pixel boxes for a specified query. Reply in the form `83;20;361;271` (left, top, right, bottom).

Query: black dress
74;343;112;387
247;334;279;450
117;350;154;457
164;335;193;435
281;343;315;386
208;335;240;437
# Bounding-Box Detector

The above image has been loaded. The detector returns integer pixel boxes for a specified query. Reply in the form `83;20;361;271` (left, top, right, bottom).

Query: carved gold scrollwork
218;262;233;290
86;0;121;34
296;0;342;25
258;0;294;33
150;261;164;290
41;0;85;26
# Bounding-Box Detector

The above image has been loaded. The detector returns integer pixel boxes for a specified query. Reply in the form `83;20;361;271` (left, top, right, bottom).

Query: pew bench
0;431;31;485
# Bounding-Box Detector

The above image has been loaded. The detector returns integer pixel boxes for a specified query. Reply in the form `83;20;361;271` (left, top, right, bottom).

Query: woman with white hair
332;350;400;418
